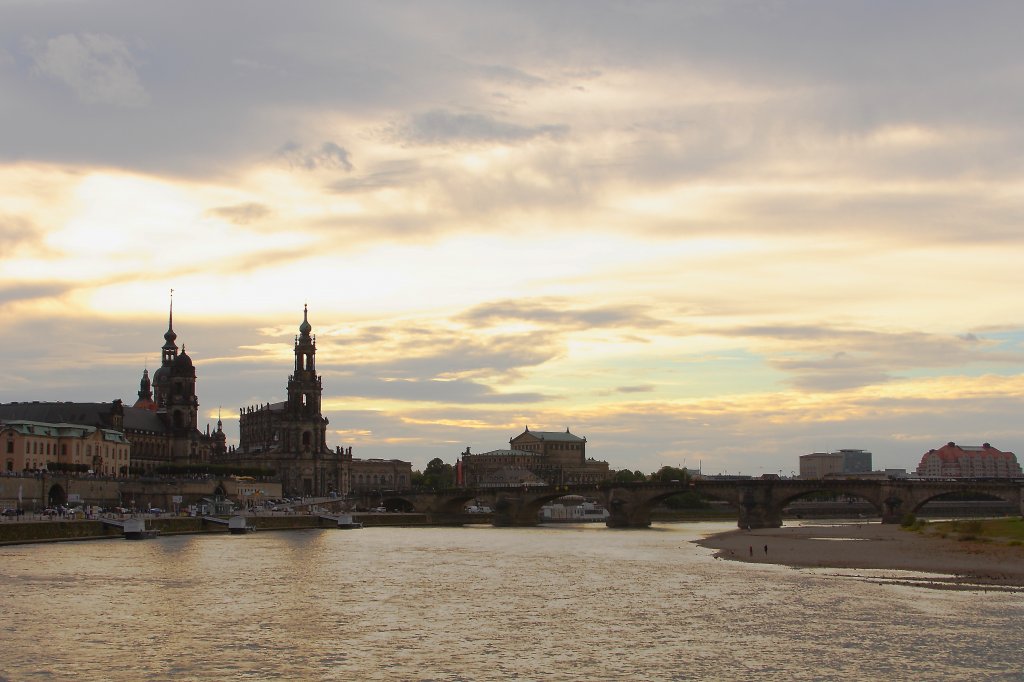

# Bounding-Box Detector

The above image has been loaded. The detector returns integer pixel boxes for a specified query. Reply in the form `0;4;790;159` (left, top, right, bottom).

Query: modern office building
799;449;873;479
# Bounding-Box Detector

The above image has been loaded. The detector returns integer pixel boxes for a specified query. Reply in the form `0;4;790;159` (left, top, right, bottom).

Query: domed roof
173;345;194;371
299;304;312;335
133;396;159;412
152;365;168;383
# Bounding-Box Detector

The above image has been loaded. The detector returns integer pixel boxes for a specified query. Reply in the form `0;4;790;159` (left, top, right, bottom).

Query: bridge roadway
366;479;1024;529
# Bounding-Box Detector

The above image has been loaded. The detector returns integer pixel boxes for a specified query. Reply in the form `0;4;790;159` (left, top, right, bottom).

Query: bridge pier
605;494;651;528
491;496;539;527
880;494;905;524
736;506;782;529
737;485;782;529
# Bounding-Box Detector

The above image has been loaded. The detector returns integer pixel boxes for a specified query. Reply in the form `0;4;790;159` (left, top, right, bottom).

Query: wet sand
695;522;1024;589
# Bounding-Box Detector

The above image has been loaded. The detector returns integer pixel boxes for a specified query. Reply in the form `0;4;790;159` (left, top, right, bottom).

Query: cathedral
216;306;354;497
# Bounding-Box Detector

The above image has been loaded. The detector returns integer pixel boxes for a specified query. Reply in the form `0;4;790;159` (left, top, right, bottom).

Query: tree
413;457;454;490
650;465;690;483
612;469;647;483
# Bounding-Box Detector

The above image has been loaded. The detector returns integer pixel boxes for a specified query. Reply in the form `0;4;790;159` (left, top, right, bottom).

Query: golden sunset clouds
2;3;1024;472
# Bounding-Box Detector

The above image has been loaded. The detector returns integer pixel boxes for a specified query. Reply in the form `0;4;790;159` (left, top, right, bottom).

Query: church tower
152;294;177;408
232;305;346;497
133;369;158;412
284;305;327;453
166;345;199;434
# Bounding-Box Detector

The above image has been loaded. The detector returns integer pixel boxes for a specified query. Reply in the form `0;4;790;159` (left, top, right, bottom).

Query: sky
2;1;1023;476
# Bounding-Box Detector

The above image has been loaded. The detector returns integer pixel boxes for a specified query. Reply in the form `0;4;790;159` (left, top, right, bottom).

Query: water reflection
1;523;1021;680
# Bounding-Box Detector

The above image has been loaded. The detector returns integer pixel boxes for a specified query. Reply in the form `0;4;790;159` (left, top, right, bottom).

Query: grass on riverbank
906;516;1024;545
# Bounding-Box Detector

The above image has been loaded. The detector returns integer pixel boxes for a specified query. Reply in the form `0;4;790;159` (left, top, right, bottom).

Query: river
1;522;1022;681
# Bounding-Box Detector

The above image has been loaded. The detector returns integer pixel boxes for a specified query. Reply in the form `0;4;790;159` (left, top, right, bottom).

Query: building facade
799;449;873;479
349;458;413;493
459;427;609;487
1;420;130;476
915;442;1022;479
457;448;547;488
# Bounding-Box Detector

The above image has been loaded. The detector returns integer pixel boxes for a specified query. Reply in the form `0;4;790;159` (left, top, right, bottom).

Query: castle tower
167;344;199;434
153;294;178;408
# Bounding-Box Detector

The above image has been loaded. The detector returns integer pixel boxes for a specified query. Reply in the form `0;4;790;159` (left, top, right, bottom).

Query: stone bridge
374;479;1024;529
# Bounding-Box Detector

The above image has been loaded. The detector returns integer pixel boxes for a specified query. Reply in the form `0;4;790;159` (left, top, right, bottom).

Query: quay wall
0;476;122;509
0;475;283;512
0;512;432;546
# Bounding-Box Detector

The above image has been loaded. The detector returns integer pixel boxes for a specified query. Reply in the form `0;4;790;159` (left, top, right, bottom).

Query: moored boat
123;518;159;540
336;513;363;529
228;516;256;534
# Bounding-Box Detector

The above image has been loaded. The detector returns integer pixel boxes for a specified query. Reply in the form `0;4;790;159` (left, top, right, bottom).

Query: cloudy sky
2;1;1023;475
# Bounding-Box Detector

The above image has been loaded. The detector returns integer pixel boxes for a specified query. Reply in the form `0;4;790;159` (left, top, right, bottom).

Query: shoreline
694;521;1024;589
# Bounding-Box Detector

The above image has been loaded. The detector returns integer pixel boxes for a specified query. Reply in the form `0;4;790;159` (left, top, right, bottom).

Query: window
6;441;12;454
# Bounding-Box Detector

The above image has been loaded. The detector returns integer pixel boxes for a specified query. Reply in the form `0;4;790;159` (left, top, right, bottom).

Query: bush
900;513;917;528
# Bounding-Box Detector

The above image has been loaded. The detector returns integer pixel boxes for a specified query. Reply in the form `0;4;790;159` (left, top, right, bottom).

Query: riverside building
458;427;609;487
0;301;225;474
799;449;872;479
218;306;411;497
1;420;130;475
915;442;1022;479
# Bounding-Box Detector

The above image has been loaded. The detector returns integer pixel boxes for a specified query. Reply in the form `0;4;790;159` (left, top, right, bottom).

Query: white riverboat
228;516;256;534
336;513;363;530
123;518;159;540
539;496;610;523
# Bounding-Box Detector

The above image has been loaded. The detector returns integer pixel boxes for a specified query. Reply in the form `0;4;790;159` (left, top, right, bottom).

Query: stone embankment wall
0;476;122;509
0;513;430;545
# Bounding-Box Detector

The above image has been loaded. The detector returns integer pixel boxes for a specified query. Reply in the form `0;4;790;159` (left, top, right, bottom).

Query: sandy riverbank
695;522;1024;589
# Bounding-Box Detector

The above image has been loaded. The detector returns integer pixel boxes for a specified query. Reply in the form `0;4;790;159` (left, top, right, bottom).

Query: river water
1;522;1022;681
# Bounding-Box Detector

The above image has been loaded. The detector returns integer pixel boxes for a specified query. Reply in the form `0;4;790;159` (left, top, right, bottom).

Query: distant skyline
2;1;1024;474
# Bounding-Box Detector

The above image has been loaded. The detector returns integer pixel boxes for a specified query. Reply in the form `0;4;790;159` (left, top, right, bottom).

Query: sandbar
695;522;1024;589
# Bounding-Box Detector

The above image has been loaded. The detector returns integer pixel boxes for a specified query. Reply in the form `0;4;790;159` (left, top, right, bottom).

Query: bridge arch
47;483;66;507
907;485;1018;519
775;487;883;520
379;495;416;513
491;490;565;525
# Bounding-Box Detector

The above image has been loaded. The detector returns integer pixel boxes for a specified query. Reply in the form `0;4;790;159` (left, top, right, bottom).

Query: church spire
138;368;152;401
299;302;312;337
162;288;178;361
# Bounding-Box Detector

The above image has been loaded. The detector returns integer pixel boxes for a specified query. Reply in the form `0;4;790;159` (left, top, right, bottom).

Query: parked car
2;508;19;516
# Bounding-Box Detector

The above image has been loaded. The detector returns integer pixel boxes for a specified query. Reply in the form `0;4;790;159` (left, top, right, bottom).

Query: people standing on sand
764;545;768;555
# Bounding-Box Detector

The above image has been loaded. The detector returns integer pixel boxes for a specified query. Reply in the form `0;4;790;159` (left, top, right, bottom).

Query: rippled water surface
2;522;1022;681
